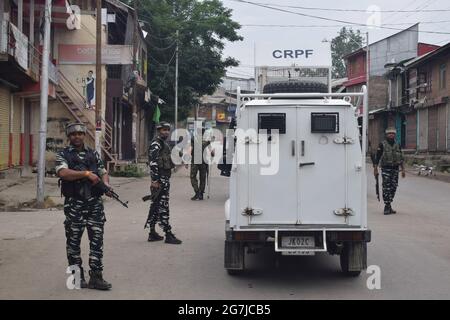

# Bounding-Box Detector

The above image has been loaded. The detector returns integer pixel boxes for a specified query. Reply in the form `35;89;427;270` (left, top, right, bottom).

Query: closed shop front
11;96;22;166
448;103;450;151
437;104;447;152
368;116;383;153
405;111;417;149
428;106;438;152
428;104;447;152
0;85;10;170
418;108;428;151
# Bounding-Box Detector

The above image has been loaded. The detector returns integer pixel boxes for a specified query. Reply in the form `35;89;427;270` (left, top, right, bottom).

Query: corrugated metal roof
405;42;450;68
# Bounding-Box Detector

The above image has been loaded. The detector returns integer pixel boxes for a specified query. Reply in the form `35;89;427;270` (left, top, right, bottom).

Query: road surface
0;167;449;299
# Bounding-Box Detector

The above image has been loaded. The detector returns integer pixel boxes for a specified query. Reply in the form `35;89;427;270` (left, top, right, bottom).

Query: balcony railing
7;21;29;70
0;20;58;84
0;20;7;54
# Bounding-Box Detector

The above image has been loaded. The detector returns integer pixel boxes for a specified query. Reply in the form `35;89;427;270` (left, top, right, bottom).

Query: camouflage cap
156;121;171;130
66;123;87;136
385;127;397;134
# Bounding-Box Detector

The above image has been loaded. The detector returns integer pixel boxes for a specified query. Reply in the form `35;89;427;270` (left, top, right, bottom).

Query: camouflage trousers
63;197;106;272
381;167;399;205
190;164;208;194
147;176;172;233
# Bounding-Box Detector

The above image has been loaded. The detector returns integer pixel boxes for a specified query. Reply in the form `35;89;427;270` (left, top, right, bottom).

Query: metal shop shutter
11;96;22;166
418;108;428;151
0;85;10;170
437;104;447;152
428;106;438;152
448;104;450;151
405;112;417;150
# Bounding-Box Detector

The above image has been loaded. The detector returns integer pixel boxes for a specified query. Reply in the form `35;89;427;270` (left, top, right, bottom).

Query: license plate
281;236;315;248
282;251;315;256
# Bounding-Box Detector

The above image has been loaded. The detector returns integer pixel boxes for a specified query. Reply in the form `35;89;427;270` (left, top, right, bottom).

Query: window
439;63;447;90
418;72;429;93
311;113;339;133
258;113;286;134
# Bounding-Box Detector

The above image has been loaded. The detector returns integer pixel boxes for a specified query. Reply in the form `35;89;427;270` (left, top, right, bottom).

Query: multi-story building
0;0;151;178
49;0;150;168
404;42;450;154
343;24;439;152
0;0;61;177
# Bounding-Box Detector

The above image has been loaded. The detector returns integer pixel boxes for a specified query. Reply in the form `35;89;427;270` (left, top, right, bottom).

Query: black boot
88;270;112;290
384;204;392;215
191;192;199;200
165;231;182;244
198;192;204;200
80;267;88;289
390;206;397;214
148;227;164;242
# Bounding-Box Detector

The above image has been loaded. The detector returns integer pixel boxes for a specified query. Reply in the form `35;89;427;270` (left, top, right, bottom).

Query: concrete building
343;25;439;152
0;0;151;178
0;0;62;177
49;0;150;169
404;43;450;154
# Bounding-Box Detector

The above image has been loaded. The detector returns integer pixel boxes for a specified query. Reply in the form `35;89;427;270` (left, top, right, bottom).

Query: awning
369;107;386;115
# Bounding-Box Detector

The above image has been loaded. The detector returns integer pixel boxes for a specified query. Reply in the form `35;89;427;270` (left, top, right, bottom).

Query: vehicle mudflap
341;242;367;272
224;240;245;270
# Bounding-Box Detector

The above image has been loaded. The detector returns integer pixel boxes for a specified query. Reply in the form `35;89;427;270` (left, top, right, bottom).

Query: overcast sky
222;0;450;78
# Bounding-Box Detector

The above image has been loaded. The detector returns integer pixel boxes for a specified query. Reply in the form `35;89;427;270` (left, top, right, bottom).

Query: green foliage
110;164;146;178
138;0;243;122
331;27;364;79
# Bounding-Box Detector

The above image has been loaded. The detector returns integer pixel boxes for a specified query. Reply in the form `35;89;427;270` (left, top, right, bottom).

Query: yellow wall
0;85;10;170
11;95;22;166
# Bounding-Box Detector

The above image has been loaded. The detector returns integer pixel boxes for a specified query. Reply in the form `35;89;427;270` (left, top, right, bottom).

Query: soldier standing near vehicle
146;122;182;244
190;128;215;200
373;127;406;215
56;123;112;290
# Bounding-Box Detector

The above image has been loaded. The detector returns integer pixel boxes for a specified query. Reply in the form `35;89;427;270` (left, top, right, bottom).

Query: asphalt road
0;167;449;299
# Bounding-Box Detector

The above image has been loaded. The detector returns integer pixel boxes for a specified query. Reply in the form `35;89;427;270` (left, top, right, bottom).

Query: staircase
56;70;118;166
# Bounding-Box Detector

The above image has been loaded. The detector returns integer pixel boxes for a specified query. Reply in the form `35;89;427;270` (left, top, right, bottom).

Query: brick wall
368;76;388;111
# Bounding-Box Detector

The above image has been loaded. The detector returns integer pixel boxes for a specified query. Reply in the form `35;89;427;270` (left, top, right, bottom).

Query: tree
137;0;243;122
331;27;364;79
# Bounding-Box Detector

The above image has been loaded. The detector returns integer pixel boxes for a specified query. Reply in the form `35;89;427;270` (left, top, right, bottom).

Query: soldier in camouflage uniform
373;127;406;215
146;122;182;244
56;123;112;290
190;128;214;201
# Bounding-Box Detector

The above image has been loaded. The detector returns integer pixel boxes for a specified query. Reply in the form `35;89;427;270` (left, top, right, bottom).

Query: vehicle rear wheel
340;242;367;277
262;80;328;94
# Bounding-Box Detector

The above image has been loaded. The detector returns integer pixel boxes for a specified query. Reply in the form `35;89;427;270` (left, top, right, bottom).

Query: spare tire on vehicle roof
262;80;328;94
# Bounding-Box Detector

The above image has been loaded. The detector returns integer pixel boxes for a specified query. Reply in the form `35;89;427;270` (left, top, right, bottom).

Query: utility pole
174;30;179;134
95;0;102;155
365;31;370;154
36;0;52;207
366;32;369;102
132;0;139;162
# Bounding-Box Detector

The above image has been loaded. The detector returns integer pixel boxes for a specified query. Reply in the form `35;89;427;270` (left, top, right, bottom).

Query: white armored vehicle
224;80;371;276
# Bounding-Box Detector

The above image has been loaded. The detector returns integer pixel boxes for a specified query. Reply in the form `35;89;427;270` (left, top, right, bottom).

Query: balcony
0;20;41;85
